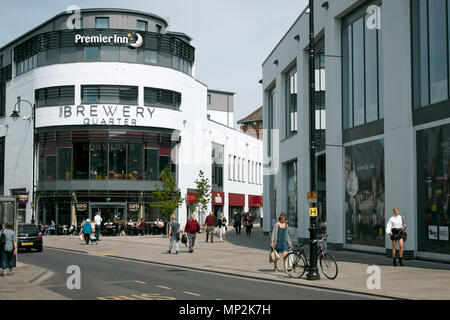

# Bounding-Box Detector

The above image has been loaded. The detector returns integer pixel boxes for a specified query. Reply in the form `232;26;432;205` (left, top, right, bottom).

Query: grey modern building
262;0;450;261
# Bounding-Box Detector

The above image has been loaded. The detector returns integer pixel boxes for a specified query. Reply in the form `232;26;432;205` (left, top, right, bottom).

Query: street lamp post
10;98;36;225
307;0;321;281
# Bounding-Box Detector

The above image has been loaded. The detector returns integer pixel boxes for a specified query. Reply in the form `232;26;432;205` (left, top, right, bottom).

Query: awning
248;195;263;207
228;193;245;207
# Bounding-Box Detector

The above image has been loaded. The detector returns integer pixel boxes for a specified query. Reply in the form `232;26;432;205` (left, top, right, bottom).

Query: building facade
237;107;263;140
262;0;450;261
0;9;262;228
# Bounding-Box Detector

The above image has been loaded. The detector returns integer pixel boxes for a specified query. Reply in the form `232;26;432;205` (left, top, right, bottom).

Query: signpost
307;0;320;281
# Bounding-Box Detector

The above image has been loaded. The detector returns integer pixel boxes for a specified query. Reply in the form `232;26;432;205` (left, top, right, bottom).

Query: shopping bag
269;248;280;263
79;233;84;241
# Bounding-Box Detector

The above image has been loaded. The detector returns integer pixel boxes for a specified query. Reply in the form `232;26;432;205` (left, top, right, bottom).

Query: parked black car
18;224;43;252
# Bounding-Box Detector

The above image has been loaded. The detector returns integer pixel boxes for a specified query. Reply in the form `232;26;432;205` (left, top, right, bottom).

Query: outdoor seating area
40;221;167;237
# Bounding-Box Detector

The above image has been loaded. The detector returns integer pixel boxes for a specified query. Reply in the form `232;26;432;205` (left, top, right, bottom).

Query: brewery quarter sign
59;105;156;126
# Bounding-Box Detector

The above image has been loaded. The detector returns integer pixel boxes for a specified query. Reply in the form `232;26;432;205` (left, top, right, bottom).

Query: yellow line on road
183;291;201;297
104;280;147;285
40;284;67;289
157;285;172;290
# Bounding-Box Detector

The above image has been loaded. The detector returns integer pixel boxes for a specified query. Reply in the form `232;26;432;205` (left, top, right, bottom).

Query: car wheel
36;246;43;252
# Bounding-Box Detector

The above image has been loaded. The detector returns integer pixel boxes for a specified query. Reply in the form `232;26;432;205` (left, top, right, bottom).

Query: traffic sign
309;208;318;217
307;192;317;199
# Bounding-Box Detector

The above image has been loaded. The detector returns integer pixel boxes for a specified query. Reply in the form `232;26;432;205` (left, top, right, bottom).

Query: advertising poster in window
287;161;298;228
345;139;385;247
417;123;450;254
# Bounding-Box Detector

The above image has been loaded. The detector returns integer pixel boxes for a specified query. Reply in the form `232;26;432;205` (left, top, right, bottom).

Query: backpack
0;230;6;248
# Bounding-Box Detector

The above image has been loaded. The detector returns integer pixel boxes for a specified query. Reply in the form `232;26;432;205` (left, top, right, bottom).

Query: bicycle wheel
319;252;338;280
285;252;307;278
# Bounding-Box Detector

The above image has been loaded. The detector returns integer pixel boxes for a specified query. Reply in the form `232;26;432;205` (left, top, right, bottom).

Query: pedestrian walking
204;212;216;243
82;219;93;245
1;222;17;277
234;212;242;235
386;208;407;266
244;212;253;237
167;215;182;254
94;212;102;241
184;214;201;253
218;213;227;242
270;213;293;273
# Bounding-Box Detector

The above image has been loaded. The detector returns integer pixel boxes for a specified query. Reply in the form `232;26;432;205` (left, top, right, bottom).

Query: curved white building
0;9;263;228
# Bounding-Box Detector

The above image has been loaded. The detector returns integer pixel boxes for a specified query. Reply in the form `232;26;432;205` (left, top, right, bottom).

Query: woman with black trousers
244;212;253;237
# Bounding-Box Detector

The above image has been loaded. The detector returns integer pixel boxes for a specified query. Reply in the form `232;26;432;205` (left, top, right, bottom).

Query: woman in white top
386;208;406;266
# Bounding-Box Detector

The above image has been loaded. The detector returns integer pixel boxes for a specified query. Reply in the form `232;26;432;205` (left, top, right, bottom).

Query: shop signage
59;105;156;126
17;193;29;203
75;32;143;48
128;203;140;212
76;203;88;212
187;193;197;204
429;226;438;240
212;192;224;206
439;227;449;241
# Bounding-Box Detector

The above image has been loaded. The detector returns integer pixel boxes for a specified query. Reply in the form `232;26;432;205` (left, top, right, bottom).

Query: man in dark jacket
234;212;242;235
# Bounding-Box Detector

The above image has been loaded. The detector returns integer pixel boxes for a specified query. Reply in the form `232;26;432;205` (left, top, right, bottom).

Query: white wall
0;61;263;227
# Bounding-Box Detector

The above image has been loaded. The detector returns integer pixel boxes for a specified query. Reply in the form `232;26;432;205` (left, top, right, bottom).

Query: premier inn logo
75;32;143;49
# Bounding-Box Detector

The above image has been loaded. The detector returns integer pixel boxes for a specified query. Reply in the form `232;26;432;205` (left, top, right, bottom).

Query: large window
37;130;174;182
342;4;384;129
144;87;182;110
96;17;110;29
412;0;450;108
285;67;298;137
287;160;298;228
344;139;385;247
35;86;75;107
81;85;138;105
267;87;276;157
90;143;108;180
14;30;195;76
212;143;224;188
417;123;450;255
109;143;127;180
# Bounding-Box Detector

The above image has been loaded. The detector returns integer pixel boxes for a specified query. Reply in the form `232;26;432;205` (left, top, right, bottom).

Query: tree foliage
152;167;184;235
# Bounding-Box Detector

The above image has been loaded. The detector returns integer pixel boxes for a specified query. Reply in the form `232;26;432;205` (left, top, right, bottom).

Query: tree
152;167;184;237
194;170;212;226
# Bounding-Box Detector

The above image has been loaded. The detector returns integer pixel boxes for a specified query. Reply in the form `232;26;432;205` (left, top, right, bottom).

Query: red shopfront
212;191;225;221
228;193;245;223
248;195;263;222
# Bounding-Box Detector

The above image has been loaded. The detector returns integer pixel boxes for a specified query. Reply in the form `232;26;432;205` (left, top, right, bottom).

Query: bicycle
285;236;338;280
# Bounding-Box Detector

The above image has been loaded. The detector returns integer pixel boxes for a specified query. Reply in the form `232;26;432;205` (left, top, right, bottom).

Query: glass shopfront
417;124;450;254
345;139;385;247
37;128;175;182
37;190;162;228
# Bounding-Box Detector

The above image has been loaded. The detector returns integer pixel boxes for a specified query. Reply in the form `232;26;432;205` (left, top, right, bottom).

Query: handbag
269;248;280;263
181;233;187;244
401;216;407;242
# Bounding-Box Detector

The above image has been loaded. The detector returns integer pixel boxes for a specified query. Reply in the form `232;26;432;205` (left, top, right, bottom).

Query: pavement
0;261;68;300
4;226;450;300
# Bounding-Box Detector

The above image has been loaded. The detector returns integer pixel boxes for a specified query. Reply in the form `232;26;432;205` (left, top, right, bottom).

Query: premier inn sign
75;32;143;48
59;105;156;126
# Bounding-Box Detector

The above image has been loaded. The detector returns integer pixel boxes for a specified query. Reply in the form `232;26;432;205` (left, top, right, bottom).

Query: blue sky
0;0;308;127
